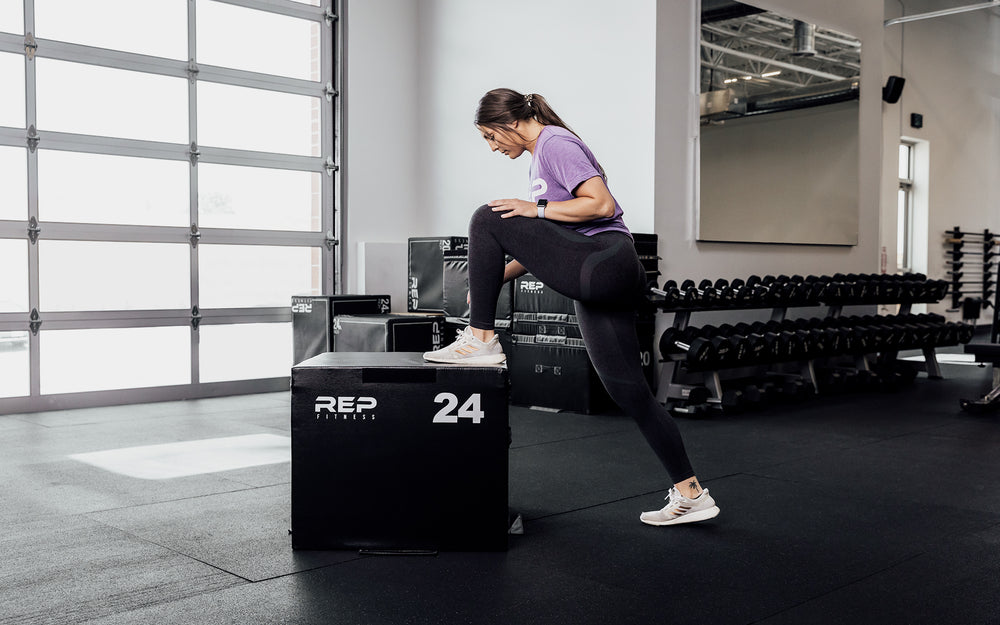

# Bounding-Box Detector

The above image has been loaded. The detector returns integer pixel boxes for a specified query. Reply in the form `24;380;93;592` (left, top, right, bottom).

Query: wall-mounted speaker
882;76;906;104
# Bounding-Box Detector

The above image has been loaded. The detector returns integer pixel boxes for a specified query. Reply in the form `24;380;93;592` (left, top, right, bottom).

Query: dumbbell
661;279;718;307
730;323;784;362
712;324;772;365
658;326;703;359
658;327;717;366
696;325;748;367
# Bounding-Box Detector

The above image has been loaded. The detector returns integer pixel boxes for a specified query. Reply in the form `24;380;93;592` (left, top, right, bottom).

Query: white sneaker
423;327;506;365
640;488;720;526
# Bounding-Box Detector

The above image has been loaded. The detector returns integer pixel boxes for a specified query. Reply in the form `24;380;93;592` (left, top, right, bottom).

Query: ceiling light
762;70;781;77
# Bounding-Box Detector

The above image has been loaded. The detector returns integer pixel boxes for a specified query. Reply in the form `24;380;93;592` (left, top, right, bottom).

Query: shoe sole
639;505;720;526
422;354;507;366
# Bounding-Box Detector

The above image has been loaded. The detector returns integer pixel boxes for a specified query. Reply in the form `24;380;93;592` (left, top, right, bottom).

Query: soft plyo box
290;352;509;551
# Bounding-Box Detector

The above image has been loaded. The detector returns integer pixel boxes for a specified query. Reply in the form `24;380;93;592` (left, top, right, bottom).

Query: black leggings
468;205;695;483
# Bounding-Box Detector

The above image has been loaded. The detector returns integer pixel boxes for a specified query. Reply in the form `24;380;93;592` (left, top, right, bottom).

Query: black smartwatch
536;199;548;219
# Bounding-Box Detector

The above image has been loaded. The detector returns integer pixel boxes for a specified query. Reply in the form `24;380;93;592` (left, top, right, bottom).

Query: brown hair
474;88;605;178
474;88;578;138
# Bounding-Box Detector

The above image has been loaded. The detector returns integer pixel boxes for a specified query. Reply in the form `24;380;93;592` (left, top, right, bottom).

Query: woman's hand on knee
488;198;536;219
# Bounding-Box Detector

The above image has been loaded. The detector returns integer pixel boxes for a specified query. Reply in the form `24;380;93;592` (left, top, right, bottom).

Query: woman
424;88;719;526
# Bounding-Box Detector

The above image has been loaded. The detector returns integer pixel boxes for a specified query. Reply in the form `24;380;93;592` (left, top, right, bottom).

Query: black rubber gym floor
2;351;999;624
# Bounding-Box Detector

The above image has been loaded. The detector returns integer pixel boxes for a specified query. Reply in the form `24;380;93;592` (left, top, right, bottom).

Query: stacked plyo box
508;233;659;414
291;294;392;365
408;236;514;341
292;294;444;363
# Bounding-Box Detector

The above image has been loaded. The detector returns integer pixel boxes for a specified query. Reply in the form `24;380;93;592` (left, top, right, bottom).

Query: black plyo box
292;294;391;365
290;352;509;551
333;314;443;353
513;274;576;314
408;236;469;313
508;336;611;414
442;255;514;321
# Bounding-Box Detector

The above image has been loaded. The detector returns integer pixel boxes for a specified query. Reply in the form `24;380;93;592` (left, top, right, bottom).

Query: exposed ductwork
700;1;861;121
791;20;816;57
700;79;859;122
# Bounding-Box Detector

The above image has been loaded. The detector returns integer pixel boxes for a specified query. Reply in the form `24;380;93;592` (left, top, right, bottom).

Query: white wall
882;0;1000;319
414;0;657;236
653;0;886;286
342;0;422;294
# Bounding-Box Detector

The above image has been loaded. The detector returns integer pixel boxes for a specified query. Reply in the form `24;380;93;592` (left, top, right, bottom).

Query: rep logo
315;396;378;420
519;280;544;292
291;298;313;314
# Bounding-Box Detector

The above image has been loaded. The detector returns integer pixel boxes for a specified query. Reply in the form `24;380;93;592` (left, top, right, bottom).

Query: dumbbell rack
651;274;966;415
944;227;996;313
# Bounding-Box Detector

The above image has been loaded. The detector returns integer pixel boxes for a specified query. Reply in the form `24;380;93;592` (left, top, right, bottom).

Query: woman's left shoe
640;488;720;526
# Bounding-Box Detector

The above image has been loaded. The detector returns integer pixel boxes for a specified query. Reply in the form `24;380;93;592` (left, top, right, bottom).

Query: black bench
960;343;1000;412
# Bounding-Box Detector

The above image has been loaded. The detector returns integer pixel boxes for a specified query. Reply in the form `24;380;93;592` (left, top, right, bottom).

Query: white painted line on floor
900;353;979;365
69;433;290;480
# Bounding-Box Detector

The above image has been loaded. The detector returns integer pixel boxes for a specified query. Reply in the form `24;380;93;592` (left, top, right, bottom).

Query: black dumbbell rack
650;274;968;415
944;227;996;312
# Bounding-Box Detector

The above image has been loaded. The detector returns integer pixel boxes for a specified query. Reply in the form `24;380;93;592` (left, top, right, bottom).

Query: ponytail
474;88;606;178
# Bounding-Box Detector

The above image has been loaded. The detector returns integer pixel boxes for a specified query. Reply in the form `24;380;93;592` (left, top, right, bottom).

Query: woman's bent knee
470;204;500;232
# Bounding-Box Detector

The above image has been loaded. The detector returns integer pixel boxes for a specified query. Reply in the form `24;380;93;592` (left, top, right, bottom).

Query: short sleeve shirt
528;125;630;238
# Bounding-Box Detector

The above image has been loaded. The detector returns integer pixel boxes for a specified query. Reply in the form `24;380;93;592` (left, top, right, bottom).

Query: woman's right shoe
423;326;507;365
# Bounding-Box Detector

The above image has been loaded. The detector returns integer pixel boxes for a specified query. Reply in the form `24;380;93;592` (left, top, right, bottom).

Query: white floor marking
900;353;979;365
69;433;290;480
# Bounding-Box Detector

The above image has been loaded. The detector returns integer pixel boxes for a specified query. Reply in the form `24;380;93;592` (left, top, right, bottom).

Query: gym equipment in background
651;272;974;416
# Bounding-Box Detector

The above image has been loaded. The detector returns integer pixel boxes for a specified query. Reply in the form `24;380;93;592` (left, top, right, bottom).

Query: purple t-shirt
529;125;631;238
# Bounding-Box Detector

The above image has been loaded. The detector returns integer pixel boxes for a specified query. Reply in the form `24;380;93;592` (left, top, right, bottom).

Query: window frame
897;141;915;274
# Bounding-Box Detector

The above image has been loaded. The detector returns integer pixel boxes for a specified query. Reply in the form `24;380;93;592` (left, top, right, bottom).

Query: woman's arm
488;176;615;222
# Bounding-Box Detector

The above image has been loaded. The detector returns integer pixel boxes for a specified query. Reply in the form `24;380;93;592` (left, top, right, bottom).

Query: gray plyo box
291;295;391;365
332;314;443;353
290;352;509;551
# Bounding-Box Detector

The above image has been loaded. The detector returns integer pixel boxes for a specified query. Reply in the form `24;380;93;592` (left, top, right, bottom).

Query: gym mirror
697;1;861;245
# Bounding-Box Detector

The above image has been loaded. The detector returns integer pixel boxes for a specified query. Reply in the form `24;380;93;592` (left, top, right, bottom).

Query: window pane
39;151;189;227
0;146;27;221
199;245;318;308
0;52;25;128
0;3;22;34
39;241;190;311
36;59;188;143
40;326;190;394
198;82;320;156
199;164;320;231
898;144;911;180
0;331;29;398
35;0;186;59
197;1;320;81
0;239;28;312
200;322;292;382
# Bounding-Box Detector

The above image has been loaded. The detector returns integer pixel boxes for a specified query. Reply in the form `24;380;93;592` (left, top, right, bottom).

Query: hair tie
525;93;534;106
